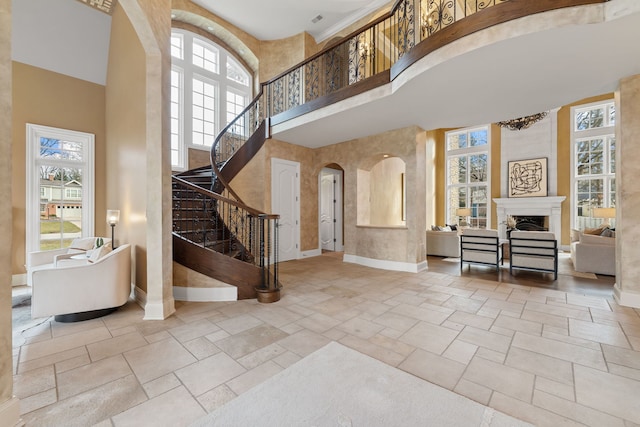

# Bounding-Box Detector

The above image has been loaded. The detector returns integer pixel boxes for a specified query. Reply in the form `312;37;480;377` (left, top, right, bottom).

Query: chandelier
496;112;548;131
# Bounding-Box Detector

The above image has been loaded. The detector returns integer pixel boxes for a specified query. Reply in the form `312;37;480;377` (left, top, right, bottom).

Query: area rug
191;342;532;427
443;254;597;279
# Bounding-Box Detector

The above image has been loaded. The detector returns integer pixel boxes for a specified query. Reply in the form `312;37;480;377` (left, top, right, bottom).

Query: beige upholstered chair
509;231;558;280
460;229;501;272
31;244;131;322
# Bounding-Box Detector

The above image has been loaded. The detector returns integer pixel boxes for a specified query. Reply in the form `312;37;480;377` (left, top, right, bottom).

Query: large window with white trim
445;126;490;228
26;124;95;253
170;29;252;170
571;100;616;230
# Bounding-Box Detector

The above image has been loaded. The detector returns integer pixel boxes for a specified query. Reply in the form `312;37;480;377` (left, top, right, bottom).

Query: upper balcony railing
264;0;513;119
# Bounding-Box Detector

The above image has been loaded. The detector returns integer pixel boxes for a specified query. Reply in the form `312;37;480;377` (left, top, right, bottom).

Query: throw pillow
88;244;113;263
600;228;615;238
442;226;452;232
431;225;438;231
583;227;605;235
68;237;96;252
446;224;458;231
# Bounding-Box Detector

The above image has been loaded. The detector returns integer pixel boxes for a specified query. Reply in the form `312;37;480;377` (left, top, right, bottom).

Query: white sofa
571;233;615;276
426;230;460;257
31;244;131;321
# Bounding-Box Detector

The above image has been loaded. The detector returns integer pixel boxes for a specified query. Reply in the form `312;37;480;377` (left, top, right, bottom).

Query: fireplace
493;197;565;241
512;216;549;231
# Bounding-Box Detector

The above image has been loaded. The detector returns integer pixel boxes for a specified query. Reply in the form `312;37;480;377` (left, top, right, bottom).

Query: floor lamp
107;210;120;249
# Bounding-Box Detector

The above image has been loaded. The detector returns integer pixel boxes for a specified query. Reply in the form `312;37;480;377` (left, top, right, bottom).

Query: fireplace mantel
493;197;565;240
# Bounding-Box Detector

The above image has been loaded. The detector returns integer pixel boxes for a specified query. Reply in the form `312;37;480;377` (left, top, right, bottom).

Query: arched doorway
319;164;344;252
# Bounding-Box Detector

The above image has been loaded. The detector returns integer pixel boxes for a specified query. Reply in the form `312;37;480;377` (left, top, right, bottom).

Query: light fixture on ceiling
496;112;548;131
311;15;324;24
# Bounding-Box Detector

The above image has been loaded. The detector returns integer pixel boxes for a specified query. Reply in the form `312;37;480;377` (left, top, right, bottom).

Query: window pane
192;77;216;146
609;136;616;173
39;138;83;161
469;129;487;146
590;108;604;128
170;68;182;167
447;133;467;150
171;34;183;59
448;187;467;225
448;156;466;185
39;166;83;250
469;154;487;182
192;40;219;73
227;56;250;86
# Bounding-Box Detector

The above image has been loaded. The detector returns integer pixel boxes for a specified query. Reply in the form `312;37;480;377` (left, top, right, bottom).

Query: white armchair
509;231;558;280
31;244;131;321
27;237;111;286
460;229;501;272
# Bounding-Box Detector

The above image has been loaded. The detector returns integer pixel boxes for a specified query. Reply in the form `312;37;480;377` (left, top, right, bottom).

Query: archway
318;163;344;252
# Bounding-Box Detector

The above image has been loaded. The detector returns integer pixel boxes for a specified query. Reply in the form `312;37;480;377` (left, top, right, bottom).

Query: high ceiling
191;0;391;42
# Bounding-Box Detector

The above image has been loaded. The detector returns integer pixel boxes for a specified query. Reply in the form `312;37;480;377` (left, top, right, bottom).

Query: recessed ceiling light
311;15;323;24
207;26;214;31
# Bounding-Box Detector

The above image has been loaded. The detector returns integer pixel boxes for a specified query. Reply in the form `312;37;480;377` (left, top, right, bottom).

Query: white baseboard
173;286;236;302
343;254;428;273
12;274;26;287
613;283;640;308
133;286;146;310
0;397;23;426
301;249;322;258
135;286;176;320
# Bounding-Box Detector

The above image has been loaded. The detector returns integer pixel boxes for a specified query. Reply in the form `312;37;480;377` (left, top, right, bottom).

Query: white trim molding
12;274;27;287
301;249;322;258
173;286;236;302
0;397;23;427
613;284;640;308
133;286;146;310
343;254;427;273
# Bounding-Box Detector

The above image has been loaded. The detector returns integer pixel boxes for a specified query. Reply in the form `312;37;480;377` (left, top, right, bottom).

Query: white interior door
271;158;300;262
319;168;343;252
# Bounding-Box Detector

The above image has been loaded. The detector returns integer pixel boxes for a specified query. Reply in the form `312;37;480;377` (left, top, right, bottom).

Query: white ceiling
191;0;391;42
12;0;111;85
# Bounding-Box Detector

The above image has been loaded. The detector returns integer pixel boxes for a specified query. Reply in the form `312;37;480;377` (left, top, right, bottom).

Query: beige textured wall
1;0;14;415
260;34;307;82
369;157;406;226
11;63;107;275
105;3;151;293
229;125;426;264
317;126;426;264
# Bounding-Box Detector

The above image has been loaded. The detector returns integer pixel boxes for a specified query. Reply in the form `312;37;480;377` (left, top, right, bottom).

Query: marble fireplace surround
494;197;565;241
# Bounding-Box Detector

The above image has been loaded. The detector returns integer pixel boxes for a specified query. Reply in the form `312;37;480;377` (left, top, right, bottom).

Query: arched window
170;29;252;170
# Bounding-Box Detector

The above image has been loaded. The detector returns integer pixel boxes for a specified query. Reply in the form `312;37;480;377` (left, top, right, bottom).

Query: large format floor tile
11;254;639;427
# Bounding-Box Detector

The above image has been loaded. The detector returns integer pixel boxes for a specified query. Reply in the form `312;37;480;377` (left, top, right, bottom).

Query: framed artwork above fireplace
508;157;548;198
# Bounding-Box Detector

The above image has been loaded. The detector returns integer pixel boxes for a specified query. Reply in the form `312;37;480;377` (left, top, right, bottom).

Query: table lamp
456;208;471;227
592;207;616;228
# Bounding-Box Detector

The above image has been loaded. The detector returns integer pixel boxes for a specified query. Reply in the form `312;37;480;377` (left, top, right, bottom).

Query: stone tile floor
11;254;640;426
